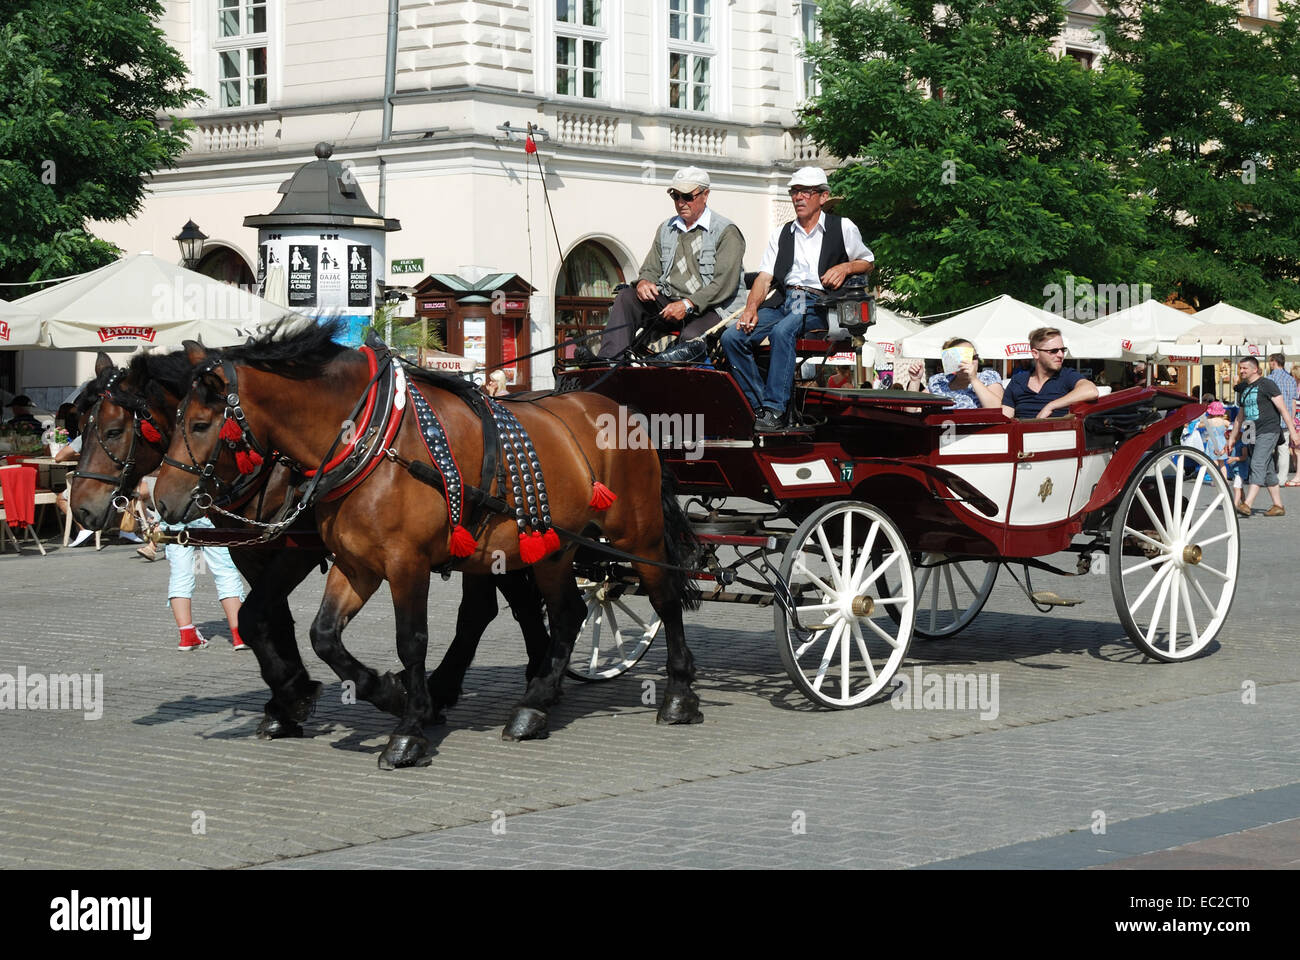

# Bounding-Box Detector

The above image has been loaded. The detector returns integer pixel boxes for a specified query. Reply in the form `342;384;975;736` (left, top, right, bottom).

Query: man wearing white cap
595;166;745;358
722;167;874;431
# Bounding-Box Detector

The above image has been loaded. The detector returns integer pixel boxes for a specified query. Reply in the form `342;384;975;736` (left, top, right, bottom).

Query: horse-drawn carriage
70;302;1237;765
557;295;1238;709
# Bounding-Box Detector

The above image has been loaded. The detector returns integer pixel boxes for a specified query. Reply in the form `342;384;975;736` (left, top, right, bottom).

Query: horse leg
239;549;327;739
634;558;702;725
496;568;551;682
378;566;435;769
426;572;500;723
308;565;407;718
501;562;585;741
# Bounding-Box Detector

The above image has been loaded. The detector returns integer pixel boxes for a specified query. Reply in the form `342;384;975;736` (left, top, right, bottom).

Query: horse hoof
256;715;304;740
656;692;703;725
289;681;324;723
501;707;549;741
377;734;432;769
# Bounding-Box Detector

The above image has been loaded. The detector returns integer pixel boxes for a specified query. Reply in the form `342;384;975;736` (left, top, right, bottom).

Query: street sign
391;258;424;274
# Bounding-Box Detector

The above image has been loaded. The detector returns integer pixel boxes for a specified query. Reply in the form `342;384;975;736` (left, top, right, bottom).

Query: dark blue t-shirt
1005;368;1084;418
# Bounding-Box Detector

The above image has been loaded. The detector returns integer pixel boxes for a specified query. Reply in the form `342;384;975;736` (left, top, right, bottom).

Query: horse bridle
163;358;272;511
73;369;171;506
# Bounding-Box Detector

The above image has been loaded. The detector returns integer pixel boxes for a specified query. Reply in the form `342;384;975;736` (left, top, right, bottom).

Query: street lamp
174;220;208;269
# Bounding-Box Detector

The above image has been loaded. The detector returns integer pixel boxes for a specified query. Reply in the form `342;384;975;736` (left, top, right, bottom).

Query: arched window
195;245;255;287
555;240;625;358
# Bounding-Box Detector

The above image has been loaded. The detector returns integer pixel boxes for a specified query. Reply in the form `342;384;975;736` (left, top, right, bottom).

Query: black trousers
596;286;721;358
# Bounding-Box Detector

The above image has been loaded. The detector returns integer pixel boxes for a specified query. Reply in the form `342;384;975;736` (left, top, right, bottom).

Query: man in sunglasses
721;167;874;431
595;166;745;359
1001;326;1098;418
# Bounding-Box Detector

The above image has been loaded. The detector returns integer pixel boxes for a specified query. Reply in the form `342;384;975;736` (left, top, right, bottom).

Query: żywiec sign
97;326;157;343
0;321;9;342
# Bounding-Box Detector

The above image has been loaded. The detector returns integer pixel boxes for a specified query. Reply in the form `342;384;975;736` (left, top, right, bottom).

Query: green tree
0;0;201;292
1101;0;1300;318
802;0;1151;316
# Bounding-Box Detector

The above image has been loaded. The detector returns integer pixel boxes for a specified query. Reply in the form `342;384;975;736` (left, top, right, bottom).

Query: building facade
88;0;833;389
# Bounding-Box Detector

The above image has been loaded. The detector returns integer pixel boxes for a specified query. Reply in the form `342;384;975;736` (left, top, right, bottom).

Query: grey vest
656;211;738;289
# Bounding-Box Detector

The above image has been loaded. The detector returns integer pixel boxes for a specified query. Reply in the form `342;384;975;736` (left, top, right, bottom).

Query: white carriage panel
942;462;1015;523
1008;458;1080;527
938;432;1009;457
1022;430;1078;454
1069;453;1112;516
771;459;836;487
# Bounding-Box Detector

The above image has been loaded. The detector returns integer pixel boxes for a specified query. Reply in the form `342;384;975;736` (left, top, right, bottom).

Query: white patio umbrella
0;298;42;347
14;251;307;349
1088;299;1204;358
899;294;1125;360
1178;302;1296;357
862;305;924;368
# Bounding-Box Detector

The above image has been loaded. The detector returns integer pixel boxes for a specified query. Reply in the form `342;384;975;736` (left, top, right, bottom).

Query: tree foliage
1101;0;1300;317
0;0;202;291
803;0;1150;316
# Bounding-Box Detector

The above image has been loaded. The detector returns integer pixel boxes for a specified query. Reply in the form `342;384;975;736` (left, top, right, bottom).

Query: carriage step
1030;591;1083;607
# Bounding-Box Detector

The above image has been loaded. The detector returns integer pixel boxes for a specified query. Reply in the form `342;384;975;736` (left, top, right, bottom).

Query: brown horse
152;322;703;768
70;348;553;740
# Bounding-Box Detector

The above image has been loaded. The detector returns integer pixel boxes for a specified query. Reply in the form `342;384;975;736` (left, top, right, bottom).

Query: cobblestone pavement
0;495;1297;870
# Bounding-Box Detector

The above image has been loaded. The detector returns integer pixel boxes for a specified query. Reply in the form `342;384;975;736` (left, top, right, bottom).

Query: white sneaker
70;529;93;547
118;531;143;543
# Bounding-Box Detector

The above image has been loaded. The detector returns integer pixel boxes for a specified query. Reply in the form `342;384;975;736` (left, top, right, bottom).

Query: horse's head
70;352;179;530
154;341;268;524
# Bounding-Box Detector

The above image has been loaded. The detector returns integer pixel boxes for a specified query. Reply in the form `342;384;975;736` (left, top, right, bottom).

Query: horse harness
73;369;171;503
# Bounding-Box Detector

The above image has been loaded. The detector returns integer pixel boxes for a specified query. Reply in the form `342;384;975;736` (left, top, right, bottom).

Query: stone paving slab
0;494;1297;869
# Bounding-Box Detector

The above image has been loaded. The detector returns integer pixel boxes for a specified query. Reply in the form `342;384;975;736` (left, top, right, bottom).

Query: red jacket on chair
0;464;37;528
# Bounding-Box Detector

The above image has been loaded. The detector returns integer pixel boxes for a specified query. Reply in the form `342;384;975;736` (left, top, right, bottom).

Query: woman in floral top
926;338;1005;409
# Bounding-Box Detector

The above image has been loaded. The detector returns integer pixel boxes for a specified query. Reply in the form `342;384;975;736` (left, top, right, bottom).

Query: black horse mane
219;317;349;379
128;350;193;406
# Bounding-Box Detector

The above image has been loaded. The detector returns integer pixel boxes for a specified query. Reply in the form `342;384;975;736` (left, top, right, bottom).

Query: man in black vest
722;167;874;431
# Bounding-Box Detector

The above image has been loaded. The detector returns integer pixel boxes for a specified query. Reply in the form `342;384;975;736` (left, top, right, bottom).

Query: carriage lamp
174;220;209;269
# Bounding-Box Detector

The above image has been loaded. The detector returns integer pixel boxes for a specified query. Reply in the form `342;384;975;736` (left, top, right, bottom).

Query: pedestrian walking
1228;356;1300;517
162;516;247;651
1266;353;1297;486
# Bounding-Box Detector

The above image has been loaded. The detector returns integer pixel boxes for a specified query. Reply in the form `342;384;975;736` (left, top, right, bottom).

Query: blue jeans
721;290;828;415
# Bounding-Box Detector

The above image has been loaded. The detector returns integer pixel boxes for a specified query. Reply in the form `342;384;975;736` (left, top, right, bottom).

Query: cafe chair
0;464;47;556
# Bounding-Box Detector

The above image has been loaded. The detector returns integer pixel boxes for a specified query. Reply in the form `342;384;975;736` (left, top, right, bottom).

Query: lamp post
174;220;208;270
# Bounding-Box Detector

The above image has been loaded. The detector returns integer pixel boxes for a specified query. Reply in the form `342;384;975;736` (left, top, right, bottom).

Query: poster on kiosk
259;229;381;346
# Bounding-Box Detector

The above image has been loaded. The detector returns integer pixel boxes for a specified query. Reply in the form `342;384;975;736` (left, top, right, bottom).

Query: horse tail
658;459;702;611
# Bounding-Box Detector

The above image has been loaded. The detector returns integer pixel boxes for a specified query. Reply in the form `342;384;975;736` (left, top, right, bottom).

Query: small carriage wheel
1109;445;1238;662
881;554;998;641
565;577;662;682
776;501;915;708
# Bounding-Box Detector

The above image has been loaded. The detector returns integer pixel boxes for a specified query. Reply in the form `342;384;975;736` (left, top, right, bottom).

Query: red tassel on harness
541;527;562;555
589;481;617;510
220;418;243;442
518;530;546;564
140;420;162;443
449;524;477;558
234;449;263;474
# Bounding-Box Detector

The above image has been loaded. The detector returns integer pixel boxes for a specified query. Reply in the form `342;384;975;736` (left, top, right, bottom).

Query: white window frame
796;1;821;102
193;0;282;113
540;0;623;104
663;0;725;116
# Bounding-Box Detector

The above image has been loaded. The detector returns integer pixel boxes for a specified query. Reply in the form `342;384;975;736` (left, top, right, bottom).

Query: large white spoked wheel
776;501;915;708
1110;445;1239;661
883;553;999;640
565;577;662;681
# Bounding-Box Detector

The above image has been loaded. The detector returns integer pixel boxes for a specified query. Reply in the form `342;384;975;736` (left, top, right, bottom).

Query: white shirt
757;212;872;290
669;206;712;234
